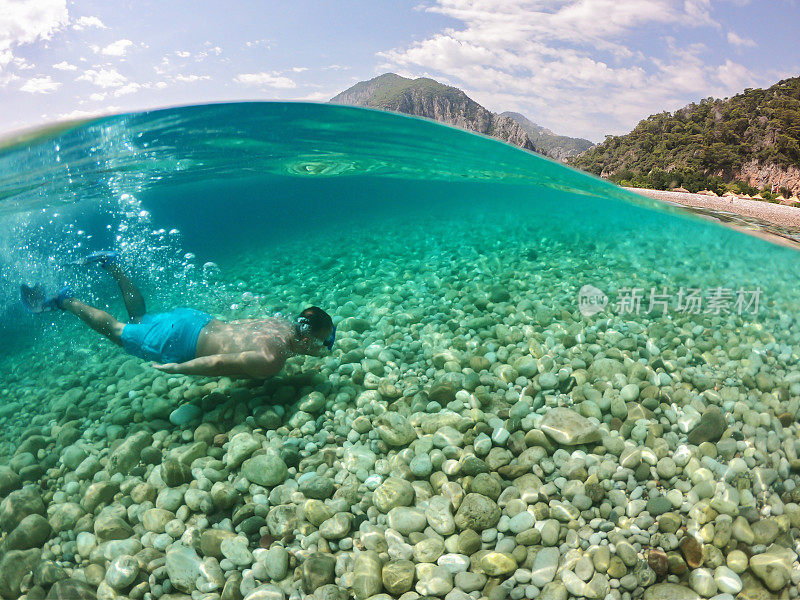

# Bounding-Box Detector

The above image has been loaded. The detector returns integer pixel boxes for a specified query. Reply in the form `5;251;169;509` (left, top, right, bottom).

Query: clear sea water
1;102;799;597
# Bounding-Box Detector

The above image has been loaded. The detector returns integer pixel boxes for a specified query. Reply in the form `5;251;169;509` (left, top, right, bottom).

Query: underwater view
1;102;799;600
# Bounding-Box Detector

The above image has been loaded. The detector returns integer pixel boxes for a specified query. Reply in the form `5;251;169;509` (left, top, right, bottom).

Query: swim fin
20;284;75;313
72;250;119;268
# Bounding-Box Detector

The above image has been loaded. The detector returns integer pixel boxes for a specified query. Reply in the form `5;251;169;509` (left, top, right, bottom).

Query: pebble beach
626;188;800;245
1;196;800;600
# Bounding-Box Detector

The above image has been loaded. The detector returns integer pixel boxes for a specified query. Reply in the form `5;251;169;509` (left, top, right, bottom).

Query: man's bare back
157;312;332;378
197;316;294;358
23;252;336;380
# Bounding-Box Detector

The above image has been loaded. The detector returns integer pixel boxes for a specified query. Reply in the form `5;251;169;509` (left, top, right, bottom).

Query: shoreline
625;187;800;248
626;187;800;229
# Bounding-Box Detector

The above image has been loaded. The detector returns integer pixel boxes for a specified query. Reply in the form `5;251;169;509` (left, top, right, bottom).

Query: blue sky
0;0;798;141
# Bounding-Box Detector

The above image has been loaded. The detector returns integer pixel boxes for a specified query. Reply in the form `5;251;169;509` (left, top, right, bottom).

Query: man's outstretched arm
152;351;283;379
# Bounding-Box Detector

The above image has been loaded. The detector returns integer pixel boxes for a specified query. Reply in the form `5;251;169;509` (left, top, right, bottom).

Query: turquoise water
0;103;798;600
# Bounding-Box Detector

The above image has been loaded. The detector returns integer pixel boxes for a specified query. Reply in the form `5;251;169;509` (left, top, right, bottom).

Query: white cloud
245;39;270;48
175;50;191;58
727;31;756;48
77;68;127;87
0;0;69;69
174;74;210;82
233;71;296;88
89;92;106;101
299;91;334;101
716;59;757;91
71;16;106;31
100;39;134;56
53;60;77;71
57;108;100;119
112;82;140;96
196;46;222;60
20;75;60;93
292;67;309;73
12;56;32;70
377;0;768;140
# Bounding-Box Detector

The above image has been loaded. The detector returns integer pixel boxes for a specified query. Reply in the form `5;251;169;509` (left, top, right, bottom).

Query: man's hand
152;362;180;373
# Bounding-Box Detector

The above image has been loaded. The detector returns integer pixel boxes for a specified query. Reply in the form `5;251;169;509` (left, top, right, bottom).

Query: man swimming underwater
20;252;335;379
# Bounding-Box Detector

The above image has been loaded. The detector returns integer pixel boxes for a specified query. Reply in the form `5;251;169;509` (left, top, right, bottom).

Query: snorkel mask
295;316;336;352
323;326;336;350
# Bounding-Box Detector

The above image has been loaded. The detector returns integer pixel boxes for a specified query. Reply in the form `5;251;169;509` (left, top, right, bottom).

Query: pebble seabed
1;206;800;600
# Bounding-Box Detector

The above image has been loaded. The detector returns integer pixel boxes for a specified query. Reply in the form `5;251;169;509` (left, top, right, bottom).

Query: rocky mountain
330;73;537;152
571;76;800;196
501;111;594;160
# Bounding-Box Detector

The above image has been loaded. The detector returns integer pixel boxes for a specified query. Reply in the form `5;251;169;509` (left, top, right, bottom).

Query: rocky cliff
737;161;800;196
330;73;538;152
501;111;594;160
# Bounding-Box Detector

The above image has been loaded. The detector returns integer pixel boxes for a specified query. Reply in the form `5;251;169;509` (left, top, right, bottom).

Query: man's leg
62;298;125;345
106;263;147;323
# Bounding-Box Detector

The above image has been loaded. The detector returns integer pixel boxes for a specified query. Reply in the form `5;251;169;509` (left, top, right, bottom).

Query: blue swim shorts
120;307;214;364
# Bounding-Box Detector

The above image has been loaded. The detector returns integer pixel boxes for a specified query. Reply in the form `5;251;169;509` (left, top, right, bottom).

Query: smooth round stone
353;551;382;599
574;555;594;582
657;457;677;479
170;403;202;426
689;568;717;597
749;550;792;591
531;547;560;587
301;553;336;593
643;583;701;600
409;455;433;477
142;508;174;534
61;445;88;470
103;539;142;561
437;553;469;574
373;478;415;513
751;519;779;545
225;433;259;468
620;384;639;402
726;550;748;573
319;513;351;540
454;571;487;593
659;512;682;534
457;530;481;555
220;537;253;567
540;519;560;546
481;552;517;577
425;495;455;536
241;455;287;488
264;546;289;580
382;560;415;595
646;496;672;517
414;538;445;563
538;373;559;389
732;517;754;544
714;566;742;594
508;511;535;534
454;494;500;531
76;532;97;558
388;507;427;535
416;564;453;596
492;427;510;446
539;408;600;445
105;555;139;589
165;544;203;593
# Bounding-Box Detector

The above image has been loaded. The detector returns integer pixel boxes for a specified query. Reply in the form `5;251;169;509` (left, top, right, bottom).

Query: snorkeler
20;252;335;379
